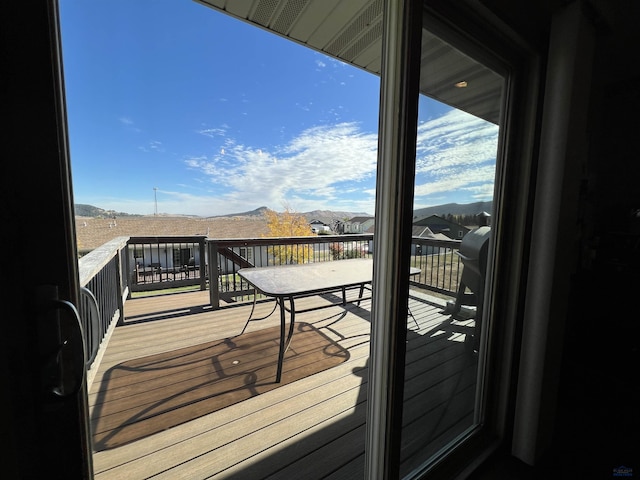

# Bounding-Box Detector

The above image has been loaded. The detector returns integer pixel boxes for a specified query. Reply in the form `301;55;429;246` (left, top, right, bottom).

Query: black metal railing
206;235;461;307
77;236;128;370
410;237;463;296
206;235;373;306
125;236;207;293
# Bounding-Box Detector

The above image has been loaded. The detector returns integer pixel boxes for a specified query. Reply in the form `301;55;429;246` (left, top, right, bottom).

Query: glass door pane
400;26;503;476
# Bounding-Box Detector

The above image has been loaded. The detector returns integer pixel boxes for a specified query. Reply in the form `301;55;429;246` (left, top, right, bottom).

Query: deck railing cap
78;236;129;287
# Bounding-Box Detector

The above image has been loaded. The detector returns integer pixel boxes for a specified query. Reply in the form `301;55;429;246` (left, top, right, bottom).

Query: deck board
90;289;478;479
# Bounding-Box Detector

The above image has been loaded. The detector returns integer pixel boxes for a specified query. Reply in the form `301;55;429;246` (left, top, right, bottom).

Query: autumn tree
263;206;314;265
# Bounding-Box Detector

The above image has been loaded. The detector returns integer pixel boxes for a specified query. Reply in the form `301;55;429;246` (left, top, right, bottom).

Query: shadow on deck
89;289;479;479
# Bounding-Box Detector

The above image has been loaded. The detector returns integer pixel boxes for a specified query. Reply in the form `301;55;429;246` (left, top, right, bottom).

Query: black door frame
1;1;93;477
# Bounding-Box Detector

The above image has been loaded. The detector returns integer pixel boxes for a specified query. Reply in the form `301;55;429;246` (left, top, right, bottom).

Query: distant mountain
75;202;490;222
74;203;367;221
215;206;270;218
75;204;140;218
413;201;493;219
213;206;369;226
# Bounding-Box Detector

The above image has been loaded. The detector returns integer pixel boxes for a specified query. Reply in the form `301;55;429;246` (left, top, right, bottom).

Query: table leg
275;295;296;383
237;288;279;337
357;283;366;305
238;287;259;336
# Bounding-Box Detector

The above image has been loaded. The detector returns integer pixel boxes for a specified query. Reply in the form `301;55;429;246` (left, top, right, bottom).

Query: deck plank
93;353;369;478
90;289;478;479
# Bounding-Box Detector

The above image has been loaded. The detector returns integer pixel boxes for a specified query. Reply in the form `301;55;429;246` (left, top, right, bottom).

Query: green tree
263;207;314;265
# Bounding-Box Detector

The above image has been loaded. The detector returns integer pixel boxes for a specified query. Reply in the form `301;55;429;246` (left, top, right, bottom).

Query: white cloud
119;116;141;133
178;109;497;214
185;122;378;213
197;127;227;138
135;140;164;153
138;140;165;153
414;109;498;201
93;109;497;216
414;164;495;196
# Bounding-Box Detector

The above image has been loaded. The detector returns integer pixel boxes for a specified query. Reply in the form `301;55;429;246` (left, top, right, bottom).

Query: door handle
38;286;87;399
47;299;86;398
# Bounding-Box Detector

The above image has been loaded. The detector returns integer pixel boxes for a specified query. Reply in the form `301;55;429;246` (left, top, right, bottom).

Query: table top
238;258;419;297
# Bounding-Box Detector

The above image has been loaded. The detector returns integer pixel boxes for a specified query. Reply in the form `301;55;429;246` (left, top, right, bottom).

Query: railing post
207;240;220;308
124;241;133;299
199;238;207;291
116;245;125;326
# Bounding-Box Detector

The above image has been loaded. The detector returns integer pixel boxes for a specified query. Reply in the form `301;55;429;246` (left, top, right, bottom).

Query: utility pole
154;187;158;216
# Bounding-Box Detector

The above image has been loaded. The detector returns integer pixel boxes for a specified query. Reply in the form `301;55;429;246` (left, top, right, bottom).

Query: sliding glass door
399;24;503;477
369;1;535;478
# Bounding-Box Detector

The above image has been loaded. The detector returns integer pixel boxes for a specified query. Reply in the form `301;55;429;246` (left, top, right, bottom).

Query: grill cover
457;226;491;298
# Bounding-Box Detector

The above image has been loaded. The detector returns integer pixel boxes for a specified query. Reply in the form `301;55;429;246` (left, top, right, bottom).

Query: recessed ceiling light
454;81;468;88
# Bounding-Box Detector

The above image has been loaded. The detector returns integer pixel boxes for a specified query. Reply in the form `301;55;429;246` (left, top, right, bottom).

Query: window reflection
400;26;503;476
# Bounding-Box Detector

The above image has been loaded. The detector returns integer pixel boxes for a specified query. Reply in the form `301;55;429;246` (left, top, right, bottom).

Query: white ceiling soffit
196;0;502;124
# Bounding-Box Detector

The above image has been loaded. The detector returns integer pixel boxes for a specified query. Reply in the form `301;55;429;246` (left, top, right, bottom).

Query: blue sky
59;0;498;217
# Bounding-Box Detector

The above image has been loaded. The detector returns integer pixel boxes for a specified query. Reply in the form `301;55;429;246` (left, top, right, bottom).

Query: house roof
413;214;468;229
412;226;434;237
348;216;374;223
75;215;270;252
412;226;451;240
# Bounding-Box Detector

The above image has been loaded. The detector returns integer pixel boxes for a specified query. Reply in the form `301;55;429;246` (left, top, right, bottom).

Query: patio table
238;258;420;382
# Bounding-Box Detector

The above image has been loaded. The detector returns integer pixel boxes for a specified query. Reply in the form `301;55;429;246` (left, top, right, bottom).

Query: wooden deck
89;289;478;479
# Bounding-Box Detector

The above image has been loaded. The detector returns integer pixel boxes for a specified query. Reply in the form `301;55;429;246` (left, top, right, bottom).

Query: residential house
411;225;453;256
4;1;639;478
309;219;330;234
337;216;375;234
412;226;450;241
413;214;470;240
